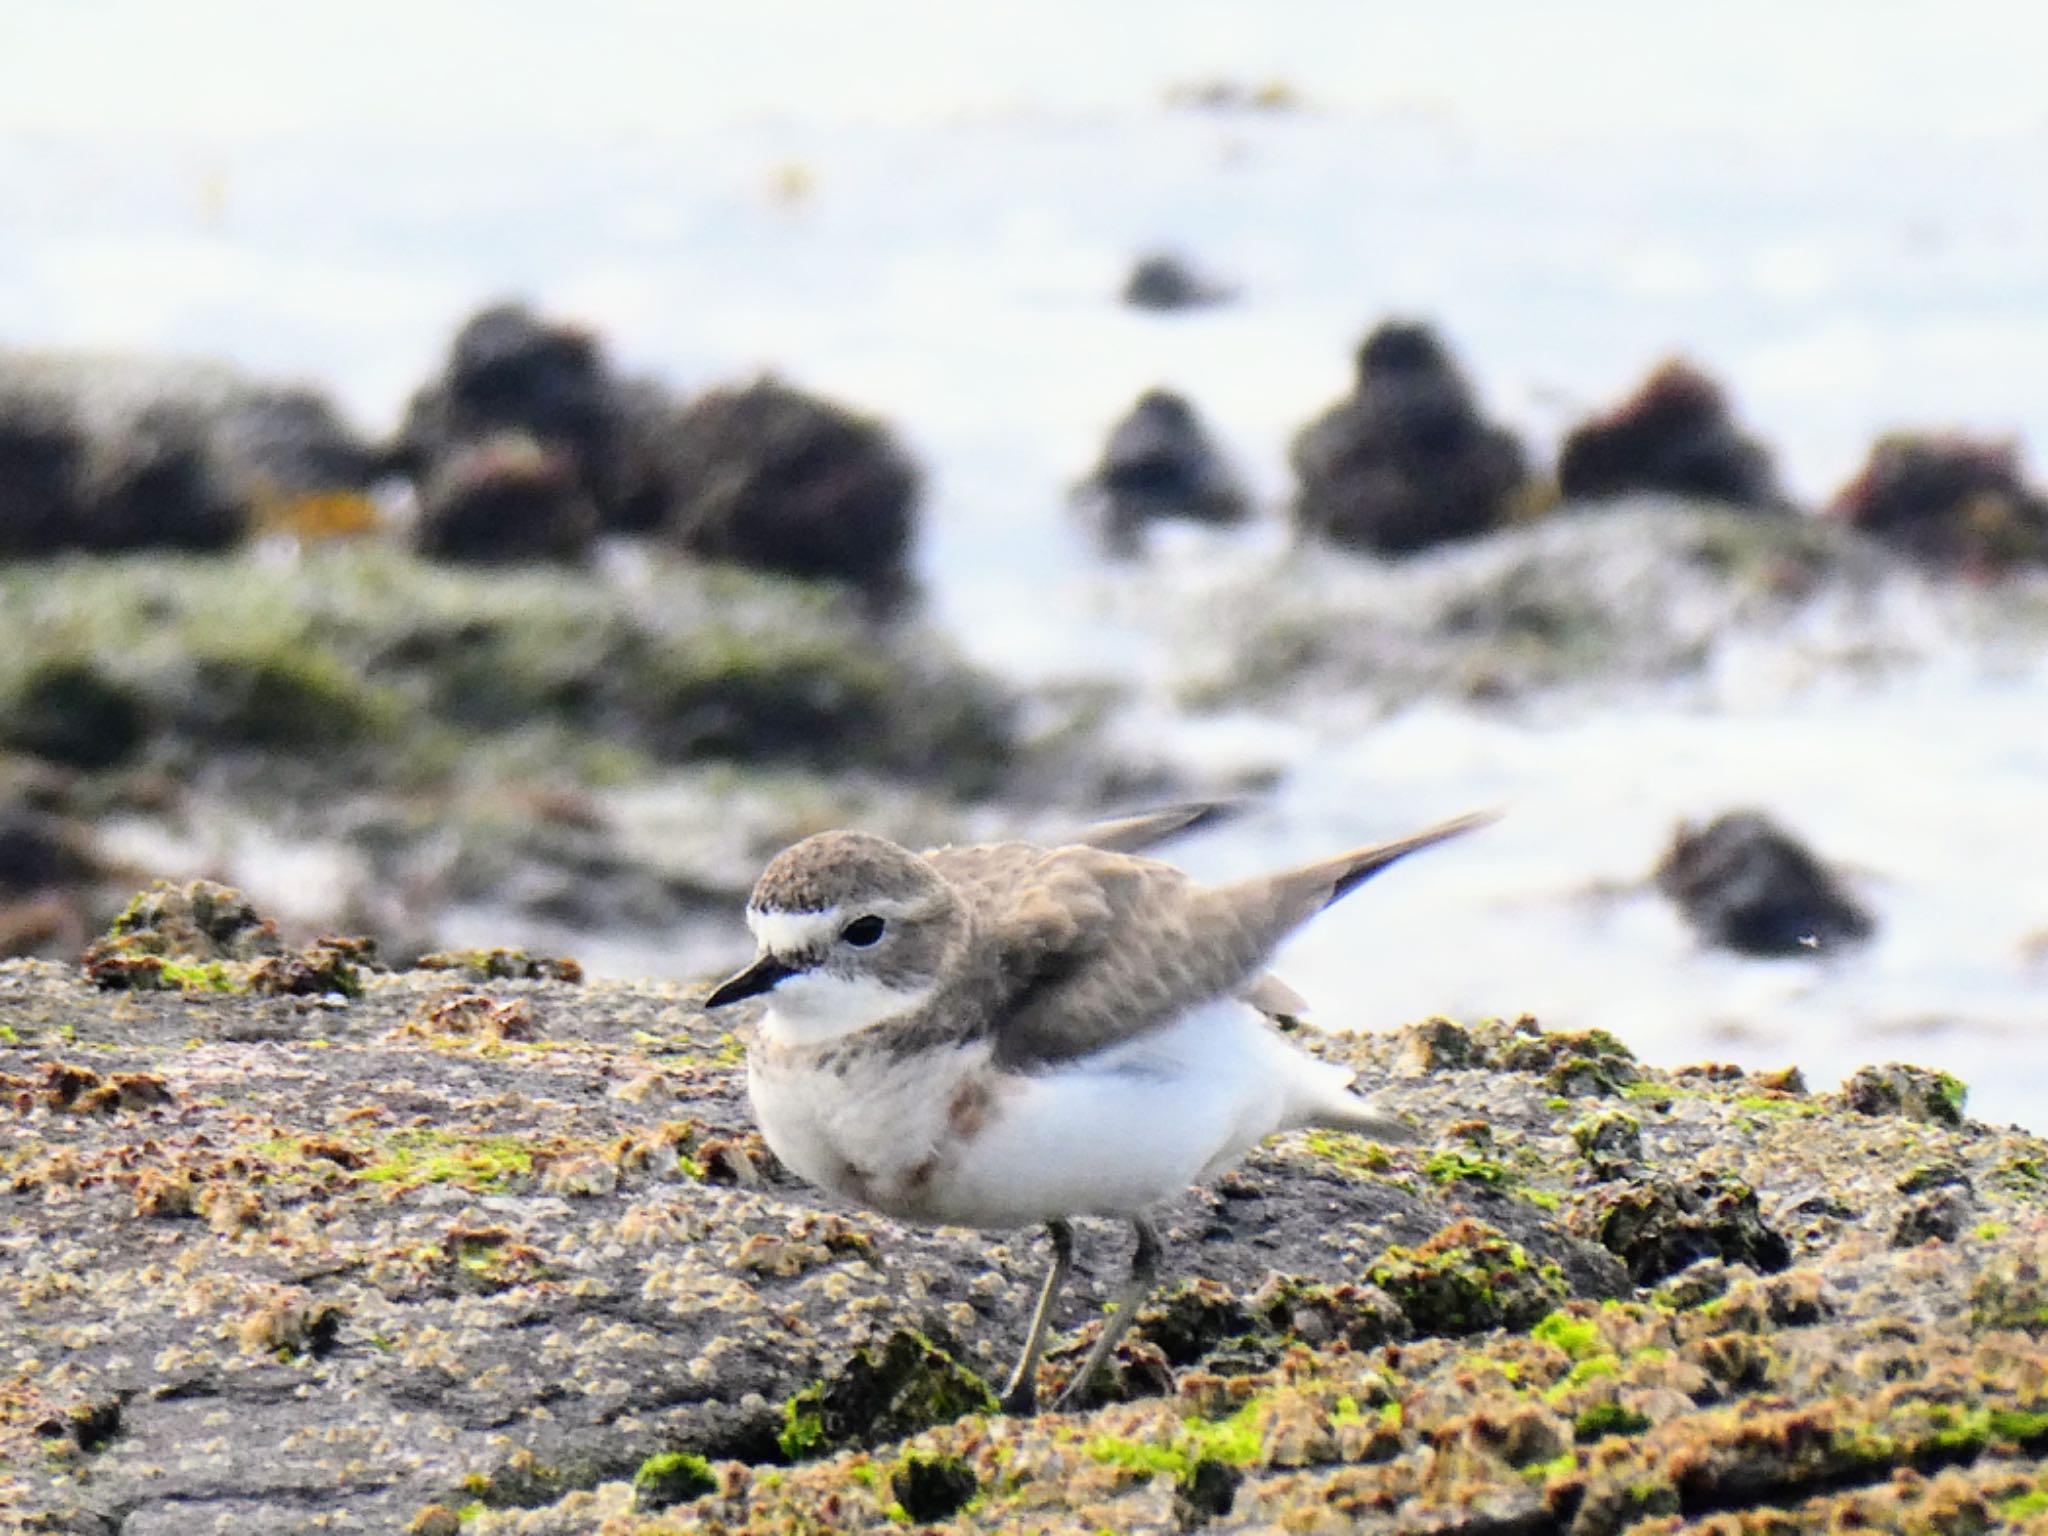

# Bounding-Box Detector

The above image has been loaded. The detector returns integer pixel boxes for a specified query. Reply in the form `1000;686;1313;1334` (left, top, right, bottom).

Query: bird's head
705;830;967;1045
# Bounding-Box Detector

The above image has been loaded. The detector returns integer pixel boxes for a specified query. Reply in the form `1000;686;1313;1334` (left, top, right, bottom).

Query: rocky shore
3;894;2044;1534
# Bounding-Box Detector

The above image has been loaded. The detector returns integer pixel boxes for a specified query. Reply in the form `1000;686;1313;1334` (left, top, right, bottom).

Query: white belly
748;996;1363;1232
929;996;1354;1229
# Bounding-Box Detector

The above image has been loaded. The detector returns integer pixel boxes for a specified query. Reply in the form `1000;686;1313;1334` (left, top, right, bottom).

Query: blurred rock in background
1829;431;2048;575
663;377;922;612
1290;320;1537;555
1655;809;1873;958
391;301;677;546
1072;387;1249;557
1558;360;1786;512
0;355;378;558
1121;251;1235;311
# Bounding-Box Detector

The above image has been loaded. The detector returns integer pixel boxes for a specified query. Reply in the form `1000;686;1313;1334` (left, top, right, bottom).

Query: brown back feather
926;809;1497;1071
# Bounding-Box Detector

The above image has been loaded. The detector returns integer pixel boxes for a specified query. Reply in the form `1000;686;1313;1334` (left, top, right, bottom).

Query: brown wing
928;842;1279;1070
931;809;1498;1070
1065;800;1240;854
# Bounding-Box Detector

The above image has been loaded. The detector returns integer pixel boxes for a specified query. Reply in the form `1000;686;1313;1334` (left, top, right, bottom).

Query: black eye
840;915;885;947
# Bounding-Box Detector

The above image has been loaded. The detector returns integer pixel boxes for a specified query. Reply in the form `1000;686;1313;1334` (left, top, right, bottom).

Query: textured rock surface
2;957;2041;1534
1166;499;2048;716
1073;388;1249;556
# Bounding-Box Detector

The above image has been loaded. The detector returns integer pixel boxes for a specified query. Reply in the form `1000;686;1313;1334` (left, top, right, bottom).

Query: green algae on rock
4;977;2046;1535
82;878;370;997
1570;1108;1645;1177
1843;1062;1970;1126
1367;1218;1569;1335
630;1449;717;1512
778;1329;998;1461
0;547;1017;795
1578;1169;1792;1285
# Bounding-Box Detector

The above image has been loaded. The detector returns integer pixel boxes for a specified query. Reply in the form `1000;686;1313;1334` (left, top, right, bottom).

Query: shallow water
4;2;2046;1125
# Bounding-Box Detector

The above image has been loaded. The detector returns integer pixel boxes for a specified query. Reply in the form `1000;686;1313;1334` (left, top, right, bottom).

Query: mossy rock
1367;1218;1567;1336
631;1450;716;1512
1580;1170;1790;1285
1129;1278;1254;1366
1969;1240;2048;1334
1571;1110;1644;1177
890;1452;978;1523
778;1329;996;1461
0;549;1019;796
84;879;371;997
0;657;149;769
98;878;283;961
1842;1063;1968;1127
178;644;393;750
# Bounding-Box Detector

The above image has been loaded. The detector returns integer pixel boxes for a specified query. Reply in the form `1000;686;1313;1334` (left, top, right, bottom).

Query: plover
705;803;1493;1413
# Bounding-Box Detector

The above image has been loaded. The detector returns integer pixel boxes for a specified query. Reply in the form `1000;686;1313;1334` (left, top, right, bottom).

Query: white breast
747;1019;990;1216
927;996;1363;1230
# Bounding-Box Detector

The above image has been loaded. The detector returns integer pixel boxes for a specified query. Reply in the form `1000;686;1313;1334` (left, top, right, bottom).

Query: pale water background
3;2;2045;1123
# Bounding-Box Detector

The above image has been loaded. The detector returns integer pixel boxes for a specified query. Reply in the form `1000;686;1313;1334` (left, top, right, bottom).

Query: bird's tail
1310;1091;1420;1146
1278;1049;1421;1145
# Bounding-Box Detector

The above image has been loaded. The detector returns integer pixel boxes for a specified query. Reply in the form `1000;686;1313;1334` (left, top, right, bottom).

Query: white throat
745;905;937;1048
761;970;936;1047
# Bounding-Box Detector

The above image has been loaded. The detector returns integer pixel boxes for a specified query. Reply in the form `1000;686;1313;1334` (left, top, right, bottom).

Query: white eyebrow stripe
746;896;934;954
747;908;842;953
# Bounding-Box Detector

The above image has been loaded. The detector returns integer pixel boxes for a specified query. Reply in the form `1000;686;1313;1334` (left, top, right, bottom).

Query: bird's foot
998;1379;1038;1417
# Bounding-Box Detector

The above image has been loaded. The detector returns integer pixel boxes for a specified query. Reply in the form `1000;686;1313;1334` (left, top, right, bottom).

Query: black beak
705;952;796;1009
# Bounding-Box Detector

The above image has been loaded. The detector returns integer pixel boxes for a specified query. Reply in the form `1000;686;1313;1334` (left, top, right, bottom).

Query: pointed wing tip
1073;798;1248;853
1435;805;1508;839
1318;805;1503;908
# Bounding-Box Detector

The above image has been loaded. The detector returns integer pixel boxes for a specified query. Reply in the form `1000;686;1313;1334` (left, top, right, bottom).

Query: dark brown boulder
0;385;86;557
1;360;375;558
395;303;612;476
1073;388;1249;556
1290;320;1533;555
1828;431;2048;573
665;378;919;608
75;400;244;552
1655;809;1872;957
413;432;599;563
0;387;242;556
1558;360;1784;510
395;302;677;543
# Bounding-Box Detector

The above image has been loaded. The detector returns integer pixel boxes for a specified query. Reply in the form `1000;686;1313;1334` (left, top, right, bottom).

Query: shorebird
706;803;1493;1412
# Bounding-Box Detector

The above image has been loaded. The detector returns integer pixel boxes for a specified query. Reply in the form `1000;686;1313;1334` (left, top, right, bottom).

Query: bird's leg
999;1217;1074;1416
1049;1213;1162;1413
